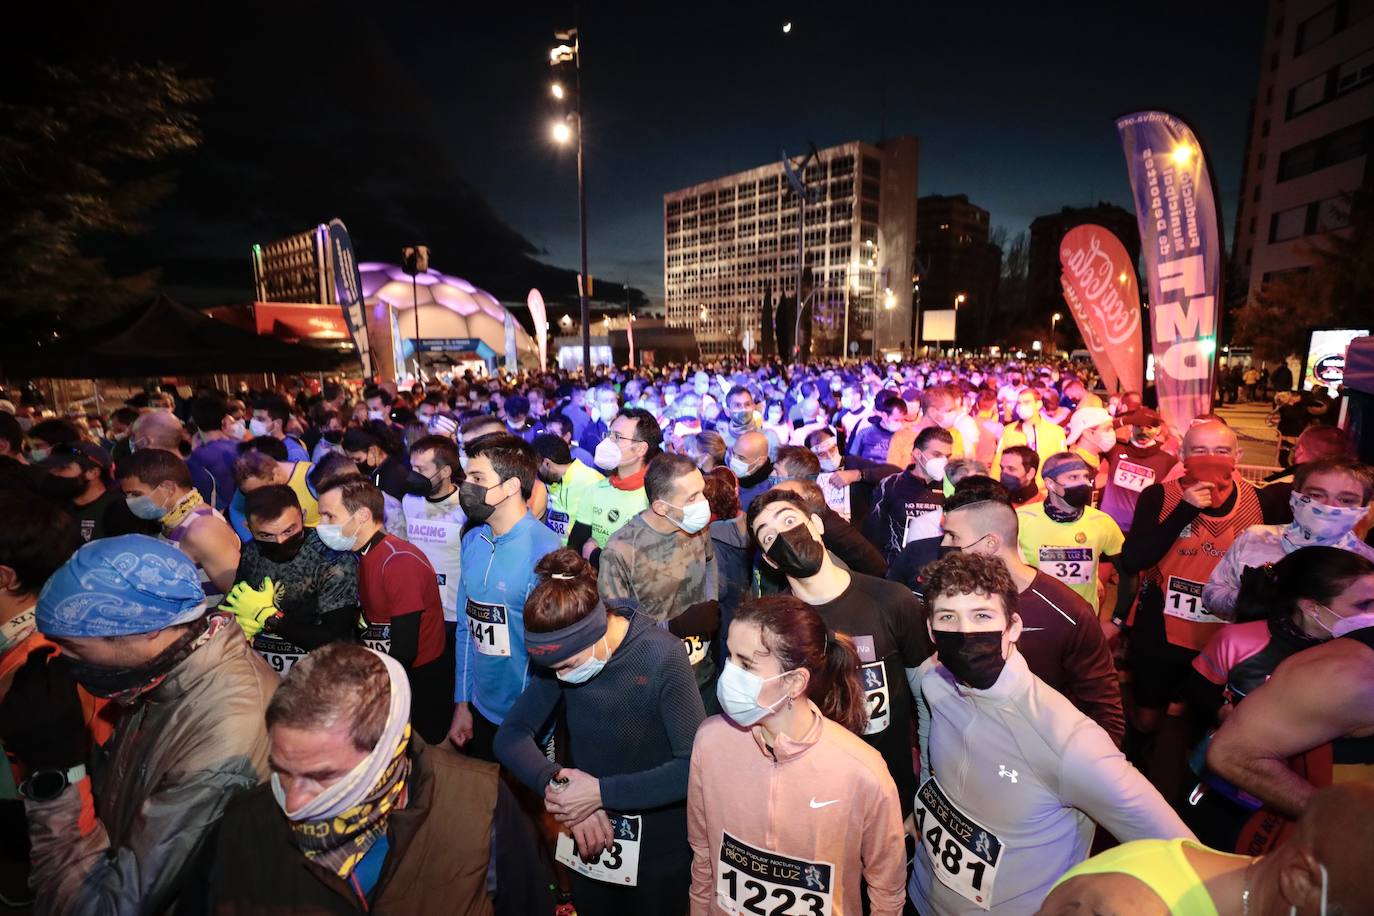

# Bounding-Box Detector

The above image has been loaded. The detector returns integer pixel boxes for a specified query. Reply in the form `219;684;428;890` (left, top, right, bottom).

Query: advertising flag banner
326;219;373;379
527;289;549;371
1116;111;1222;432
1058;224;1144;394
504;311;518;372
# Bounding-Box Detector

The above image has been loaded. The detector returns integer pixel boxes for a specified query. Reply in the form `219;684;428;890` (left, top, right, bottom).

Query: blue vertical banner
326;219;374;380
504;310;517;373
1116;111;1221;433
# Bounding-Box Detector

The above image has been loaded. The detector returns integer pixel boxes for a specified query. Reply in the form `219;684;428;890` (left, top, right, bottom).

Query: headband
524;602;609;667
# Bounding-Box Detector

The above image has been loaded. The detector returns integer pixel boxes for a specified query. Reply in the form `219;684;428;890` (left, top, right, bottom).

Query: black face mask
322;429;344;445
403;470;433;496
932;629;1007;689
459;480;499;523
62;617;207;700
356;460;376;477
41;474;86;501
256;529;306;564
1060;484;1093;508
765;525;825;579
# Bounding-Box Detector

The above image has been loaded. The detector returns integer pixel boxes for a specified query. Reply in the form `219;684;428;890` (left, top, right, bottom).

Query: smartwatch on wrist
19;763;87;802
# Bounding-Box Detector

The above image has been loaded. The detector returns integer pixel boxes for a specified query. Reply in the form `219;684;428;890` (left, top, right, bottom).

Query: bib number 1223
716;831;833;916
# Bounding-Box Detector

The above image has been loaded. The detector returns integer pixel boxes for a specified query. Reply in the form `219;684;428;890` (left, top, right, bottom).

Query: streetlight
549;27;590;374
1050;312;1062;355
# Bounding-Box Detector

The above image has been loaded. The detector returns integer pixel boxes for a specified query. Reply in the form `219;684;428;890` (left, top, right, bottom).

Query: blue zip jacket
454;511;563;724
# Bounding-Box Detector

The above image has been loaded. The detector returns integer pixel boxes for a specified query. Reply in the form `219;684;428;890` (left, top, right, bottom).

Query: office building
1231;0;1374;304
915;194;1002;348
663;138;919;359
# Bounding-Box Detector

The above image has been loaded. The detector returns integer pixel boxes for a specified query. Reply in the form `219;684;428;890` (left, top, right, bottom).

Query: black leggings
568;867;690;916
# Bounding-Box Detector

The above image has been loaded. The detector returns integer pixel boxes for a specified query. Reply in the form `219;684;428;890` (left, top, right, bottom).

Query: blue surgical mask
667;498;711;534
28;448;49;464
557;638;607;684
716;659;791;726
125;491;168;520
316;514;360;552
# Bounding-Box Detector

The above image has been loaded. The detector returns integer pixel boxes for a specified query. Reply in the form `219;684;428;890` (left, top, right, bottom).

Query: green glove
222;577;280;640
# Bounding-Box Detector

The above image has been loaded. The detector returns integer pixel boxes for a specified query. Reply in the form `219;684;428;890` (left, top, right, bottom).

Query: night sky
15;1;1266;308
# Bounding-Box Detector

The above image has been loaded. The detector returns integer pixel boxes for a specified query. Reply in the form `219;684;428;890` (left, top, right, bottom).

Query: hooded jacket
26;621;278;915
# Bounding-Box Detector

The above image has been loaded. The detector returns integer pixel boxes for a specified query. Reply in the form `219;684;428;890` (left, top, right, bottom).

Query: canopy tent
1;295;354;379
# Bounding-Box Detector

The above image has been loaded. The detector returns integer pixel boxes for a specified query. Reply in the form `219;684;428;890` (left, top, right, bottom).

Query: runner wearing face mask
223;485;360;675
497;549;706;916
533;432;605;545
910;552;1189;915
1016;453;1125;614
748;490;931;816
599;453;721;702
994;389;1067;485
688;596;906;916
1097;408;1178;536
868;426;952;566
1184;548;1374;852
569;408;660;561
315;477;451;745
1065;407;1117;476
1203;459;1374;621
398;436;467;626
1040;783;1374;916
1114;420;1263;772
447;435;562;761
803;427;900;525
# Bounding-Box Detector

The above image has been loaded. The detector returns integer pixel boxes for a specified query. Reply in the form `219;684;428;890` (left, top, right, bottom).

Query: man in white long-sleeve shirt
1203;458;1374;620
908;551;1192;915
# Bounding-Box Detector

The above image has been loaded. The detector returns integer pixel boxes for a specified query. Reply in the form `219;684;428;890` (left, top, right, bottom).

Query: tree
1232;192;1374;361
0;61;207;324
995;228;1029;319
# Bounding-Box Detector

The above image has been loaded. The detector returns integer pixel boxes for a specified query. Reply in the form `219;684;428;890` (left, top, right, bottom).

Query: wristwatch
19;764;87;802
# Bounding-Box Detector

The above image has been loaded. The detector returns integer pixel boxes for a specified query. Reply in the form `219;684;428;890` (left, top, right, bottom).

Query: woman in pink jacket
687;595;907;916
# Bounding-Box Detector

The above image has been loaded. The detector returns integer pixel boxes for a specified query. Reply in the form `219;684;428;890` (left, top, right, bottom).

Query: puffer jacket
26;620;279;915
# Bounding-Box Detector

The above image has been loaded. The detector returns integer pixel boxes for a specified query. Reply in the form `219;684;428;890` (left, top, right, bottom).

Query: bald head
1181;419;1237;457
734;431;770;466
132;410;186;452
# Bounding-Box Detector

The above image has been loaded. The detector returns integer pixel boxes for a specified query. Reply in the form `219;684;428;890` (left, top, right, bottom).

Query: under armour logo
997;765;1018;783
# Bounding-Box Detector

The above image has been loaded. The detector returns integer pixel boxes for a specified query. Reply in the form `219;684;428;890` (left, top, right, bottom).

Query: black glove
668;600;721;638
0;647;88;770
1234;565;1271;623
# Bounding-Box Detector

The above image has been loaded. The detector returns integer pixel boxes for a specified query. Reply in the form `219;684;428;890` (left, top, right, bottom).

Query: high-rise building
663;138;918;359
914;194;1002;348
1231;0;1374;306
1027;203;1141;339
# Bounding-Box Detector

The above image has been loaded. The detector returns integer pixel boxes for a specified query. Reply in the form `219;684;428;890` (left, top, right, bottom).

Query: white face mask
716;659;791;727
665;498;710;534
1015;403;1037;421
729;454;754;478
249;418;271;438
1092;429;1118;452
594;437;623;471
923;455;948;482
225;419;247;441
1332;610;1374;638
1288;493;1366;546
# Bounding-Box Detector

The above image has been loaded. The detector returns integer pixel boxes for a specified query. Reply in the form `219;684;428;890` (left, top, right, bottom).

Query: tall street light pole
551;29;590;375
1050;311;1061;356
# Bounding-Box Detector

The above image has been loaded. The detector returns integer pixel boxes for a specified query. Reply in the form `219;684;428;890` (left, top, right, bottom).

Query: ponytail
733;596;870;736
816;631;869;737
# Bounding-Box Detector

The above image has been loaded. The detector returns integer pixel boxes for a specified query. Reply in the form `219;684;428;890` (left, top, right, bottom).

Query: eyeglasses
610;432;643;445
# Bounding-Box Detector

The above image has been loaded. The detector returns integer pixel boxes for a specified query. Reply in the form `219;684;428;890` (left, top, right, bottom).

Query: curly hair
922;552;1018;622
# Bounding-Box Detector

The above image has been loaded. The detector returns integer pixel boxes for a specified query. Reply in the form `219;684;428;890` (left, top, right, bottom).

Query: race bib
716;831;834;916
1163;576;1221;624
361;622;391;655
546;509;571;537
915;777;1004;910
682;634;710;667
902;509;944;547
1112;459;1156;493
817;472;852;522
1039;547;1093;585
252;632;306;675
860;662;891;735
555;813;641;886
466;599;512;657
